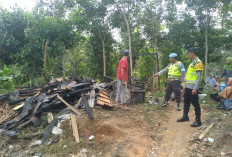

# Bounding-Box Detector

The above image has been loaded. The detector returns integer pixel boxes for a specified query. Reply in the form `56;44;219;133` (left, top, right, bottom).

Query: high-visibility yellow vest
168;61;182;79
186;58;203;84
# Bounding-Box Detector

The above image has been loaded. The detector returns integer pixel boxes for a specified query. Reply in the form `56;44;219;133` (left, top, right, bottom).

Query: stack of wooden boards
97;90;112;107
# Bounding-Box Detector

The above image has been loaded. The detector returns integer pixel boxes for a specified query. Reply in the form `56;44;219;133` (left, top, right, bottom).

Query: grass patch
33;132;93;157
200;95;219;111
229;121;232;128
209;112;222;118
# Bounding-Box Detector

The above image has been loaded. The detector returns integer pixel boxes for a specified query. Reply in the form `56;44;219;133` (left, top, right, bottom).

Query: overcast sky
0;0;36;11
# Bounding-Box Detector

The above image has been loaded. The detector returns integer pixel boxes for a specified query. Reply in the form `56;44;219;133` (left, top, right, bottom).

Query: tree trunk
62;54;65;79
43;41;48;83
102;39;106;77
32;57;37;86
122;4;133;82
204;14;209;80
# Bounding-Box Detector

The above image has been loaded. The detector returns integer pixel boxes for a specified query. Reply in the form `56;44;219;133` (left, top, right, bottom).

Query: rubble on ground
0;76;146;156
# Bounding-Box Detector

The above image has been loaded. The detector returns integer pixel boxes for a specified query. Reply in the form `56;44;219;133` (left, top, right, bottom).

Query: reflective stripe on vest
186;58;202;84
168;61;181;79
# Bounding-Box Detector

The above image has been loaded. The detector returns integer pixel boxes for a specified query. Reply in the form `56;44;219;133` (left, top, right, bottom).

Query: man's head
225;57;232;65
228;78;232;86
188;48;198;60
169;53;177;63
209;73;213;78
123;50;129;57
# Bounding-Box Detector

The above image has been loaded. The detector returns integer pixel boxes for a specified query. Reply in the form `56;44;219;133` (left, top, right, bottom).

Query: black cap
188;48;198;55
123;50;129;56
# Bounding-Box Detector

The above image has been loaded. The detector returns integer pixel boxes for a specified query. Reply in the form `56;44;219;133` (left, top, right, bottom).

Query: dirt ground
1;91;232;157
77;100;199;157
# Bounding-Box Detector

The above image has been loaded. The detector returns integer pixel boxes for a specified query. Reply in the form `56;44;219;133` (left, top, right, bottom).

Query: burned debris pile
0;76;146;150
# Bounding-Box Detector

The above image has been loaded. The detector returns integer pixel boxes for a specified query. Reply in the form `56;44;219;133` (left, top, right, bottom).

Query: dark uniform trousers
165;80;181;103
183;88;201;121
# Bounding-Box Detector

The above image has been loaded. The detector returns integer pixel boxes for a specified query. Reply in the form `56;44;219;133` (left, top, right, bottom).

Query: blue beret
169;53;177;58
123;50;129;56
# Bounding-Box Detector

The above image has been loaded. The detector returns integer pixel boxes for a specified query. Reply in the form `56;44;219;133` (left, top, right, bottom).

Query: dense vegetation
0;0;231;91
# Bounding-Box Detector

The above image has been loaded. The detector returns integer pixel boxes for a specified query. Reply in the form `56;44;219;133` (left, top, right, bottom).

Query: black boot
161;101;168;107
216;103;226;110
191;116;202;127
176;103;181;111
191;121;202;127
177;116;189;122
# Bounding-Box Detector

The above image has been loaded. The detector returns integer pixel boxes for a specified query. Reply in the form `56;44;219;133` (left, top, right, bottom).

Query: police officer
177;48;203;127
154;53;185;111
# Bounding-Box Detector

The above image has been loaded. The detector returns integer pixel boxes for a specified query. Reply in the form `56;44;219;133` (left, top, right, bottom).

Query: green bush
0;65;16;93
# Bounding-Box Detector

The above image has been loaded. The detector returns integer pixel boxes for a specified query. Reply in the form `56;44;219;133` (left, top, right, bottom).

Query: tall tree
75;0;115;77
185;0;219;79
114;0;146;81
0;7;28;64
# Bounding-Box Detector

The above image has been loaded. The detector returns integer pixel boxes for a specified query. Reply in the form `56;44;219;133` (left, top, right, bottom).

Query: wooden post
71;114;80;143
57;94;80;115
152;49;156;93
198;123;214;140
156;53;160;90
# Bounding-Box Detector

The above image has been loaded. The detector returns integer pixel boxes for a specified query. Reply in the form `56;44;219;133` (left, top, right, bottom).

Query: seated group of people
206;57;232;110
217;78;232;111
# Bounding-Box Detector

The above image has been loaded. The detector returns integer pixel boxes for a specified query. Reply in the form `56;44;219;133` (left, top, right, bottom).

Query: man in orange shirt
116;50;130;110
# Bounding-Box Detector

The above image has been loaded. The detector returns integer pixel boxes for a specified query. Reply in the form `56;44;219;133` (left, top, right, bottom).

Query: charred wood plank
81;95;94;119
61;87;92;97
101;76;114;83
69;83;91;91
41;118;58;145
57;94;80;115
9;98;26;106
99;90;110;96
0;94;10;102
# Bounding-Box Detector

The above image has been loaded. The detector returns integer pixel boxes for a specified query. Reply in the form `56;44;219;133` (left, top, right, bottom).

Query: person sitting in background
219;57;232;85
217;78;232;110
206;73;218;87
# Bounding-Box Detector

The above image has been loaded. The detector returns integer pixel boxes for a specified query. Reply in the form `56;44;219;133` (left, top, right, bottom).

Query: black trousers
183;88;201;121
165;80;181;103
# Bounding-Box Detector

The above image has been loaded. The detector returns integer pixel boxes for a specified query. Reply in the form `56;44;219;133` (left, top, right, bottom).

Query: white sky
0;0;36;11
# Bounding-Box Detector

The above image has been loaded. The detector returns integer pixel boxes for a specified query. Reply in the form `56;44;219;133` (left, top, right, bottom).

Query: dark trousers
183;88;201;121
165;80;181;103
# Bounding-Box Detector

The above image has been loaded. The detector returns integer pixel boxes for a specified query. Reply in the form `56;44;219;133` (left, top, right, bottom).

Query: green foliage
139;55;154;80
0;66;15;93
0;7;28;64
17;131;26;139
0;0;232;85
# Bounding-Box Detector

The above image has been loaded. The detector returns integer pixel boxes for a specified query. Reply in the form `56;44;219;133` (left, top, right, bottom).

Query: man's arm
213;78;218;86
179;62;186;82
156;65;170;76
193;71;202;90
121;67;125;84
205;77;209;85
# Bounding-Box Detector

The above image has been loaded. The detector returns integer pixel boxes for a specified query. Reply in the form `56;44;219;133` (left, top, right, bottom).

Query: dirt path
76;100;207;157
78;106;156;157
157;101;198;157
